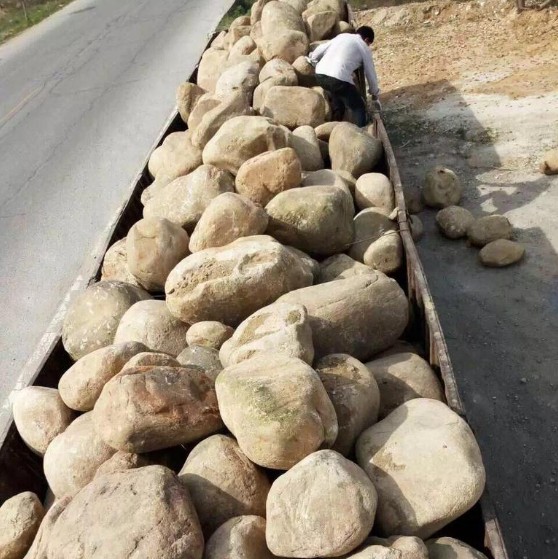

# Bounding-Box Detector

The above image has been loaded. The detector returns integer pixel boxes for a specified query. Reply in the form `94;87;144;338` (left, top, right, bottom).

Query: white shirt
308;33;380;97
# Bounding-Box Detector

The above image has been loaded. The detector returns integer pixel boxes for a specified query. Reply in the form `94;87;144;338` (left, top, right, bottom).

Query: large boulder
176;82;206;123
219;302;314;366
100;238;141;287
301;168;349;191
62;281;150;360
254;79;292;112
189;193;269;252
330;123;383;178
203;116;289;175
176;346;223;382
479;239;525;267
236;148;302;206
229;35;257;58
147;131;202;182
356;399;486;538
422;166;462;208
144;164;235;232
261;1;306;34
436;205;474;239
114;300;190;356
215;61;260;100
93;365;222;453
186;321;234;350
427;537;489;559
251;0;270;24
259;58;298;83
277;274;408;361
46;466;204;559
318;253;376;283
467;215;513;247
306;10;338;41
44;412;116;497
0;492;44;559
216;353;337;469
121;352;180;371
262;86;325;129
316;354;379;456
258;30;309;64
288;125;324;171
265;185;354;255
540;147;558;175
292;54;317;87
225;25;252;50
178;435;270;536
94;451;152;478
266;450;377;557
58;341;147;412
188;93;221;132
126;217;190;291
315;120;342;141
355;173;395;214
365;352;445;419
197;47;229;92
304;0;346;19
165;235;313;326
12;387;75;456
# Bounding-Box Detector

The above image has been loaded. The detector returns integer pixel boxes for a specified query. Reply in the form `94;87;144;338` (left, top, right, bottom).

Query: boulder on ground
144;164;235;232
236;148;302;206
277;274;408;361
318;254;376;283
479;238;525;267
261;1;306;34
265;185;354;255
203;116;289;175
366;535;429;559
356;399;486;538
266;450;377;557
126;217;190;291
262;86;325;129
220;302;314;366
178;435;270;536
288;125;324;171
176;346;223;382
47;466;204;559
114;300;189;356
404;186;424;214
306;10;338;41
189;192;269;252
95;451;152;478
215;61;260;100
62;281;150;360
355;173;395;214
216;353;337;469
186;321;234;350
93;365;222;453
330;123;383;178
423;166;462;208
467;215;513;247
315;354;380;456
58;341;147;412
165;235;313;326
121;351;180;371
12;387;75;456
198;47;229;92
44;412;116;497
436;205;474;239
427;537;489;559
147;131;202;182
258;30;309;63
292;54;317;86
540;147;558;175
365;352;444;419
315;120;341;141
100;238;141;287
0;492;44;559
176;82;206;123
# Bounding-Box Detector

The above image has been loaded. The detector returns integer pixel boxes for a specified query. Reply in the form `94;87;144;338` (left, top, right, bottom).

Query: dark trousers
316;74;367;127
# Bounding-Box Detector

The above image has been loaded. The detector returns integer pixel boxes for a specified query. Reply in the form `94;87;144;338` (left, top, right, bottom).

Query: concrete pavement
0;0;233;408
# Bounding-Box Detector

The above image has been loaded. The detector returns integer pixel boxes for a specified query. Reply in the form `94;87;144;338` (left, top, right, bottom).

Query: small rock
422;166;462;208
427;536;488;559
479;239;524;267
355;173;395;214
467;215;513;247
539;147;558;175
436;206;474;239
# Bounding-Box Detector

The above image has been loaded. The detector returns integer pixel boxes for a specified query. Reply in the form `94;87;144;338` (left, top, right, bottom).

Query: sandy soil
356;1;558;558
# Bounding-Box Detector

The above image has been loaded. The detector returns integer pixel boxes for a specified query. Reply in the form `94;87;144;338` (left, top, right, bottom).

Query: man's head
356;26;375;46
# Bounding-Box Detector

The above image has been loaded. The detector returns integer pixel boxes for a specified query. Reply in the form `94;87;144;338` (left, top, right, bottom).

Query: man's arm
360;42;380;98
307;40;331;66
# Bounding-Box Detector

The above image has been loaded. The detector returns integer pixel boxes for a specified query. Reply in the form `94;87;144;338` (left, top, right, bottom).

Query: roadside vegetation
218;0;255;29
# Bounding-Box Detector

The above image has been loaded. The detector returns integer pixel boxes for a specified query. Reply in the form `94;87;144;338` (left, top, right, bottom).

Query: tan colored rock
318;253;376;283
205;516;276;559
285;245;320;280
258;30;309;63
211;30;227;50
479;238;525;267
277;274;408;361
262;85;325;129
251;0;271;24
0;492;44;559
250;20;263;42
292;54;317;87
95;451;152;478
215;61;260;100
216;354;337;469
58;341;147;412
261;1;306;34
306;10;338;41
187;93;221;132
230;14;251;28
229;35;257;58
355;173;395;214
301;168;349;193
360;231;404;275
225;25;252;50
423;166;462;208
316;354;380;456
337;169;357;193
140;174;175;205
176;345;223;382
93;365;222;453
203;116;289;175
266;185;354;255
144;164;235;232
44;412;116;497
427;537;489;559
356;399;486;538
315;120;341;141
127;217;190;291
62;281;150;360
467;215;513;247
335;20;354;34
236;148;302;206
47;466;204;559
220;302;314;366
100;238;141;287
282;0;311;13
179;435;270;536
365;352;444;419
253;79;289;112
305;0;346;18
375;341;421;360
114;300;189;356
349;207;397;262
12;387;75;456
121;351;180;371
259;58;298;83
409;214;423;242
366;535;429;559
266;450;377;557
404;186;424;214
186;321;234;350
289;125;324;171
198;47;229;92
147;131;202;182
176;82;206;124
540;147;558;175
165;235;313;325
436;205;474;239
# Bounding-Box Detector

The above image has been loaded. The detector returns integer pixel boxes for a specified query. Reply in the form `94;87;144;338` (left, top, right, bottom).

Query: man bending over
307;26;380;127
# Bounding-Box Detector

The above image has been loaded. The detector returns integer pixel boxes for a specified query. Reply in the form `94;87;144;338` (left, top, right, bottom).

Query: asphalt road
0;0;232;409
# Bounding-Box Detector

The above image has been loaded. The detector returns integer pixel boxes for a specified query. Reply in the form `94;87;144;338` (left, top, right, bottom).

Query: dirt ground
356;1;558;558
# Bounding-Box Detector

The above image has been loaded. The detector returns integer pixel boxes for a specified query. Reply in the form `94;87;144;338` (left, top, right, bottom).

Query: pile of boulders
422;165;525;267
2;2;491;559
